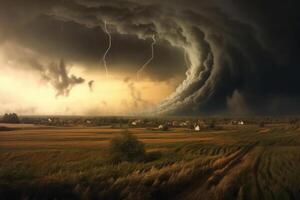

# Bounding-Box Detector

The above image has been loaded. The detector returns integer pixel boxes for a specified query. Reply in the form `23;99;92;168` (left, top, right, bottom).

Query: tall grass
1;125;300;199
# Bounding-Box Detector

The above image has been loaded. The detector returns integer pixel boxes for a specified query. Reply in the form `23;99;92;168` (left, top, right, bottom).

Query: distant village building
179;122;185;127
131;121;138;126
47;117;60;125
180;121;191;127
238;121;245;125
158;124;169;131
172;121;179;127
229;120;237;125
131;119;142;126
194;125;201;131
230;120;245;125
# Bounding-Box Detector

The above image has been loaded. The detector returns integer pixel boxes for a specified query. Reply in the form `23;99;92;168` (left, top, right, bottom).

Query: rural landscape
1;0;300;199
1;115;300;199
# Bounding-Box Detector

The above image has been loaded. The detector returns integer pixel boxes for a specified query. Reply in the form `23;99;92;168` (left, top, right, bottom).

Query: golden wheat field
1;123;300;200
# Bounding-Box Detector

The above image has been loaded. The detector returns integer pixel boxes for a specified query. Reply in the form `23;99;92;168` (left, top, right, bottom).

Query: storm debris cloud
88;80;95;92
124;77;149;109
42;59;85;97
0;42;85;97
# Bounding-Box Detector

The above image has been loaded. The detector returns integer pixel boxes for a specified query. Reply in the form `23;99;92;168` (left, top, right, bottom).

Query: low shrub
109;133;145;163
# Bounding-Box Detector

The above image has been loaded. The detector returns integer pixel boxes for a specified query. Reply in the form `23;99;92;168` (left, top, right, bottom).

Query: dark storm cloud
42;59;85;97
0;0;185;81
1;0;300;115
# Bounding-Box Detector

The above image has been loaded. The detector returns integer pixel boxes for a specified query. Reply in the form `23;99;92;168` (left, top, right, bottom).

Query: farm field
1;123;300;199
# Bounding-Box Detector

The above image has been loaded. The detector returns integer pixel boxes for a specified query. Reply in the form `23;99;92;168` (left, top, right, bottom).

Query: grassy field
1;123;300;199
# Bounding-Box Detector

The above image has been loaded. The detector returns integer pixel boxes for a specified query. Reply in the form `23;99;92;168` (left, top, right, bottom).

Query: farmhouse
194;125;201;131
158;124;169;131
131;119;142;126
238;121;245;125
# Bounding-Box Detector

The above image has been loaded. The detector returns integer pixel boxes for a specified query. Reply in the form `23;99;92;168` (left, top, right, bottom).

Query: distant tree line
1;113;20;124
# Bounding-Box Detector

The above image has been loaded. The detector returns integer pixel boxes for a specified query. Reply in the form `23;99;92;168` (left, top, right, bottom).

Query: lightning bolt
137;35;156;80
102;20;111;78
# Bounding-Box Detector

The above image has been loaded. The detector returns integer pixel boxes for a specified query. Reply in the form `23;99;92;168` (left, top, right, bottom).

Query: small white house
158;124;169;131
238;121;244;125
180;121;191;127
132;121;137;126
194;125;201;131
131;119;141;126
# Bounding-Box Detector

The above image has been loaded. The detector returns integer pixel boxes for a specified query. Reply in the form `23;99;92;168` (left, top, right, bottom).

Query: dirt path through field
175;143;262;200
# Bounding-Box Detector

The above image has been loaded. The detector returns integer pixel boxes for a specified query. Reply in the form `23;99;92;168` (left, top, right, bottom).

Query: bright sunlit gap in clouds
0;61;177;116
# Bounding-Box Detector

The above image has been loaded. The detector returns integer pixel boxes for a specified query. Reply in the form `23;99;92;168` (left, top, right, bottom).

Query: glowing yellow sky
0;63;179;115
